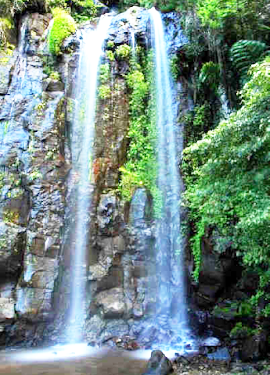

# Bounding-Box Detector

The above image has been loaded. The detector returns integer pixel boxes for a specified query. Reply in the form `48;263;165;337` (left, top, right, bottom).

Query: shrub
183;57;270;283
48;8;76;55
115;44;131;60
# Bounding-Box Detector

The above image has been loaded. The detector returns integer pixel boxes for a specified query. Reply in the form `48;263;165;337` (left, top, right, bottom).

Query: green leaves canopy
183;58;270;287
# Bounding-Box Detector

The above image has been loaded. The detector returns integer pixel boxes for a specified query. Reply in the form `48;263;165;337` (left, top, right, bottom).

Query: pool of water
0;344;157;375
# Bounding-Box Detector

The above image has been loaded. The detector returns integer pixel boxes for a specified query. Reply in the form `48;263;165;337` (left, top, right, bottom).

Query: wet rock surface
0;12;69;344
143;350;173;375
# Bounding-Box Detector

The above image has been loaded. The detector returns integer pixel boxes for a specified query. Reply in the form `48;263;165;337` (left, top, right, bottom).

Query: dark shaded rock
240;331;268;362
142;350;172;375
45;78;64;92
61;33;81;53
0;223;25;276
97;193;122;235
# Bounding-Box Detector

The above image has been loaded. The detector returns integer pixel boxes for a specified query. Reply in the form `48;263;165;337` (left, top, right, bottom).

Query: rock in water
142;350;172;375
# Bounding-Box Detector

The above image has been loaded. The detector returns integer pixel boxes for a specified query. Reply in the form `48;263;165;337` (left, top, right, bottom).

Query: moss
98;84;111;99
3;209;19;225
0;17;15;54
48;8;76;56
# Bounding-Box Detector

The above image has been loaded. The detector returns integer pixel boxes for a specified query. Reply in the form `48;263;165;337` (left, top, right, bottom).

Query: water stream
65;15;112;343
149;8;192;351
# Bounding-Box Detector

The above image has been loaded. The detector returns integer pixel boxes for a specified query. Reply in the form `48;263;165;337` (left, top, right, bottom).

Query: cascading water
149;8;192;351
65;15;112;343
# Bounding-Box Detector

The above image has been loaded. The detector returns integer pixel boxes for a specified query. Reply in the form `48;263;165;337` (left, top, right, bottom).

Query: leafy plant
98;84;110;99
199;61;220;92
183;57;270;283
230;322;256;339
99;63;110;83
119;52;161;216
106;50;114;62
115;44;131;60
48;8;76;55
230;40;268;83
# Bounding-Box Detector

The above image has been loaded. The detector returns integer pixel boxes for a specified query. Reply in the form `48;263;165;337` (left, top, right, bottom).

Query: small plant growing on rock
49;71;60;80
99;63;110;83
115;44;131;60
98;84;110;99
106;50;114;62
107;40;115;49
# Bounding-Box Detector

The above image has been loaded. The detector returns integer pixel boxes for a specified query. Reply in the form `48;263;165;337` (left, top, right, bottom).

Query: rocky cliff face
0;8;190;347
0;12;70;345
0;6;257;352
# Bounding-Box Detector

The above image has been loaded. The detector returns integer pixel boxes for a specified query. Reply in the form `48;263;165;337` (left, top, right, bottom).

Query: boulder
142;350;172;375
96;287;126;318
240;331;268;362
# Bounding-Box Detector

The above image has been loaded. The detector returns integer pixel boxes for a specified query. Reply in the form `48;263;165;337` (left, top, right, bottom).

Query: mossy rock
48;8;77;56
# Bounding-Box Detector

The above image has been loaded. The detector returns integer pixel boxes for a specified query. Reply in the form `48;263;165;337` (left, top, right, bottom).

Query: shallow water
0;345;148;375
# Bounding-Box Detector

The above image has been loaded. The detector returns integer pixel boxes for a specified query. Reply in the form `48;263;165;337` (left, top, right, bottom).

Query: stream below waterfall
0;346;269;375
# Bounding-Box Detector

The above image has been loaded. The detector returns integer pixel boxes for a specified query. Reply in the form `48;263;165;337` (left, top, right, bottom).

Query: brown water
0;346;148;375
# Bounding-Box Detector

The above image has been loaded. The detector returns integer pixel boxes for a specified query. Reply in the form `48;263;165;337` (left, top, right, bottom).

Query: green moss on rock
48;8;76;55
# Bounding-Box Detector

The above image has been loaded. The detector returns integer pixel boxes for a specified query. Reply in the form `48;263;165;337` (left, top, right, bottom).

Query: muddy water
0;346;148;375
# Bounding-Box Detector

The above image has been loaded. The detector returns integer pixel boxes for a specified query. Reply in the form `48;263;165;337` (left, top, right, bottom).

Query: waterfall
149;8;192;351
130;29;136;56
65;15;112;343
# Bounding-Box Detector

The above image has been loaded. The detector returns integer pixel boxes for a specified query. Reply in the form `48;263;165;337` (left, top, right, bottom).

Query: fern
230;40;268;82
199;61;220;91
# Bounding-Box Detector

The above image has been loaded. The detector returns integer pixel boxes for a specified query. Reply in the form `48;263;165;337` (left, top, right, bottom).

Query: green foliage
48;8;76;55
119;53;161;216
0;0;25;16
0;17;15;58
199;61;220;92
230;322;256;339
69;0;97;23
46;0;97;21
230;40;268;83
106;50;114;62
115;44;131;60
98;84;110;99
99;63;110;83
197;0;240;30
118;0;185;12
183;57;270;284
197;0;269;38
107;40;115;49
184;104;213;147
